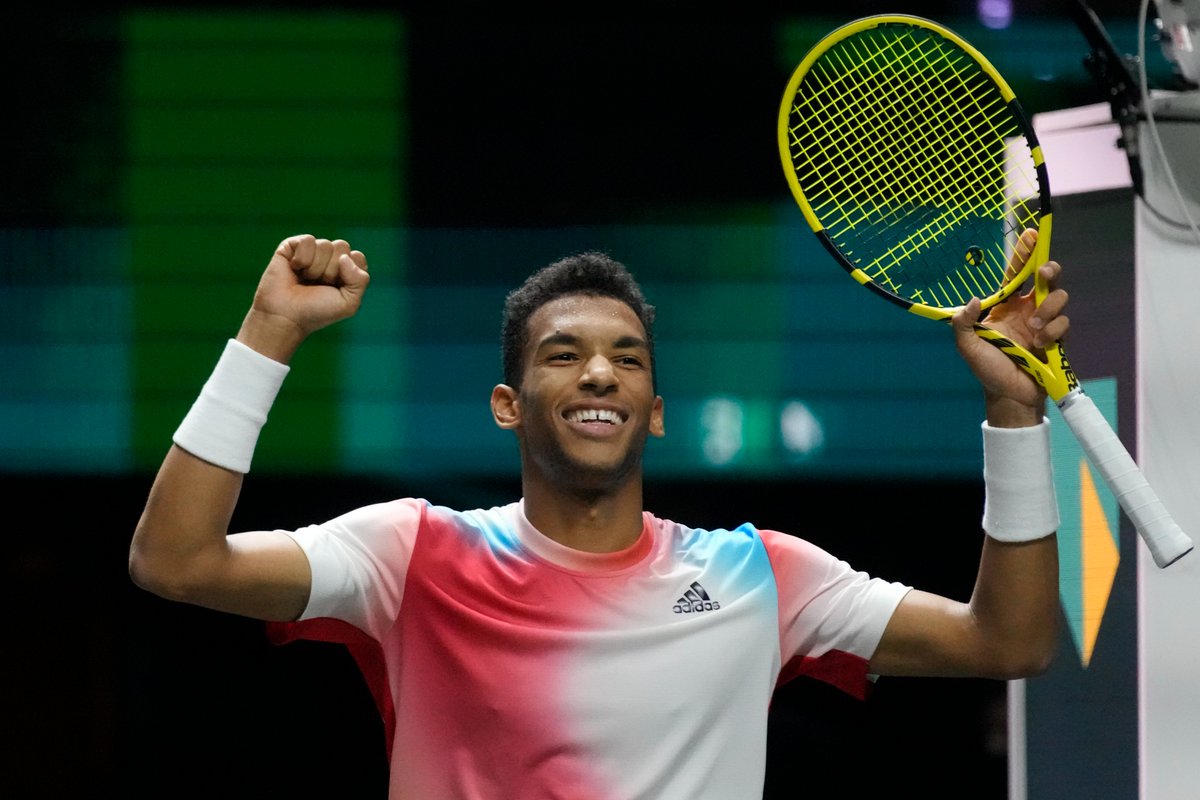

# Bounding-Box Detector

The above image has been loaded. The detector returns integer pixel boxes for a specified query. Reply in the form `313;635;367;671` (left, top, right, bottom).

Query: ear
491;384;521;430
649;395;665;438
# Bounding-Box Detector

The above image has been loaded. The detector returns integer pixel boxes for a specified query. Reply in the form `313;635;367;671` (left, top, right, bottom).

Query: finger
1029;284;1067;328
295;238;336;283
322;239;353;285
338;252;370;291
1035;285;1067;317
279;233;315;266
1004;228;1039;283
1032;298;1069;347
1034;314;1069;348
350;249;368;273
1037;259;1061;291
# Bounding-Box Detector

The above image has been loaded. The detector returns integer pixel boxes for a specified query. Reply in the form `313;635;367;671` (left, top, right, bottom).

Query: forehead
526;294;646;343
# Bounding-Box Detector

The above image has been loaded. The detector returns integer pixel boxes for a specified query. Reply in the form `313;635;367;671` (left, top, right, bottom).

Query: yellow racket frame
777;14;1075;401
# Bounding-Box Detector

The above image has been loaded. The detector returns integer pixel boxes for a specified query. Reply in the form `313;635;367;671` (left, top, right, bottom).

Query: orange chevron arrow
1079;457;1120;667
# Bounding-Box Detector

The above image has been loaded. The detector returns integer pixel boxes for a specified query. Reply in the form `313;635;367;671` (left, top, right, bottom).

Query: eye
615;355;645;368
548;352;578;362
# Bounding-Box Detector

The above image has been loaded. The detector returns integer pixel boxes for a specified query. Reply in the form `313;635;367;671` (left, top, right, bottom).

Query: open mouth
564;408;626;426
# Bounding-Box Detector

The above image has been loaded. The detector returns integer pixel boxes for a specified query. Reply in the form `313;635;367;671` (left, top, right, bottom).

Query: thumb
336;251;371;316
952;297;984;356
952;297;981;335
338;250;369;290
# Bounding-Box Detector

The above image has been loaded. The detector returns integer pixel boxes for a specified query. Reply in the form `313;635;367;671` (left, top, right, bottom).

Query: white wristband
980;418;1060;542
173;339;291;473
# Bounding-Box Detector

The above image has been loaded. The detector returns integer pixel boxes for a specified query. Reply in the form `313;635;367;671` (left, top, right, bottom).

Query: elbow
128;546;181;601
991;626;1059;679
1001;647;1056;680
128;532;206;604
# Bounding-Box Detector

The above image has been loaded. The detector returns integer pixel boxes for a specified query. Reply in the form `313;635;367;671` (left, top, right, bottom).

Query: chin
540;448;644;494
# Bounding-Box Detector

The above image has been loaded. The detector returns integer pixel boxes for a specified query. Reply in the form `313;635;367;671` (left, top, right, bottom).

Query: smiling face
492;293;665;496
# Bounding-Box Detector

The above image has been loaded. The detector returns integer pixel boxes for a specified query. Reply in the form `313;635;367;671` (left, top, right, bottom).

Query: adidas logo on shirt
672;581;721;614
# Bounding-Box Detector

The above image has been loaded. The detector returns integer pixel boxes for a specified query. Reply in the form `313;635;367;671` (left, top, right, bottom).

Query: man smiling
130;234;1068;799
493;276;665;553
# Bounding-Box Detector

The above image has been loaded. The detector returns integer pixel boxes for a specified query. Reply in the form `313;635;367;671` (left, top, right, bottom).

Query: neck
521;475;645;553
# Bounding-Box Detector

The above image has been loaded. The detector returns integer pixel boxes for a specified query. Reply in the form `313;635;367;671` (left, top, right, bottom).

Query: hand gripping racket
776;14;1193;568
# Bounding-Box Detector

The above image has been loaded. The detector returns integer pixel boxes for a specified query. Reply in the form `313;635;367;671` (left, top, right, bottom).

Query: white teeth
566;408;623;424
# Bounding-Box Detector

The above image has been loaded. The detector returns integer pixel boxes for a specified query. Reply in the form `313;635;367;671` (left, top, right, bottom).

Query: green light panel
121;10;407;472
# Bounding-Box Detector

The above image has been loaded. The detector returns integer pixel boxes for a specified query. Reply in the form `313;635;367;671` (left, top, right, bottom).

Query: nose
579;354;617;392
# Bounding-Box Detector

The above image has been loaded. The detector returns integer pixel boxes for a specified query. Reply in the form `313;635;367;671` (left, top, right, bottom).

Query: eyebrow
537;332;648;350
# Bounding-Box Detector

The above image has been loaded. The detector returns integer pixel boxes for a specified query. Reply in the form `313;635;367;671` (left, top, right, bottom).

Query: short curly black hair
501;251;656;391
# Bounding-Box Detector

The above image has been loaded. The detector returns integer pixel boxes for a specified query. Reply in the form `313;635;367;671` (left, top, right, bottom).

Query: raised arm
128;235;370;621
870;230;1067;679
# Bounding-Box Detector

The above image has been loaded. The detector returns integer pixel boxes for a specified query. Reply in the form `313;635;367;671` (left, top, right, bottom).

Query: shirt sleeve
282;497;425;641
759;528;911;695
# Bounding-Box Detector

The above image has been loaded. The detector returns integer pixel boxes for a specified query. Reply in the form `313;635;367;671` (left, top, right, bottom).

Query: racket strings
829;37;996;214
798;36;1015;255
813;39;1007;293
857;38;1014;304
783;24;1044;308
791;34;1018;222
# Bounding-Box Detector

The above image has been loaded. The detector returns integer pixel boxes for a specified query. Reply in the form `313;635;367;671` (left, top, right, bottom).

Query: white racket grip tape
982;418;1060;542
1059;391;1194;569
173;339;291;474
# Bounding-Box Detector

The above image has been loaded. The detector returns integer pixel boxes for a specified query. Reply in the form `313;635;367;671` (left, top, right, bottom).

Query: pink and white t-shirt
269;499;910;799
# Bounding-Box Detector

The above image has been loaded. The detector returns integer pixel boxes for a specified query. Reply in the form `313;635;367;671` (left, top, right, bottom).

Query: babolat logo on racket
1058;349;1079;391
673;581;721;614
964;245;984;267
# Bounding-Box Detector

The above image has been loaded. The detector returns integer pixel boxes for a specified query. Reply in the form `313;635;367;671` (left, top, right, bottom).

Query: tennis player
129;233;1068;799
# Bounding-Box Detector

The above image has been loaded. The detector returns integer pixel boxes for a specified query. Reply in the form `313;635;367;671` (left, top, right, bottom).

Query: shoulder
650;515;773;564
310;497;429;539
654;515;809;550
320;498;516;532
648;514;844;567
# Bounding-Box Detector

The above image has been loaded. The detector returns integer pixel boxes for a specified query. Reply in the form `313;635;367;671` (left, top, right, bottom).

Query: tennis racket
776;14;1192;568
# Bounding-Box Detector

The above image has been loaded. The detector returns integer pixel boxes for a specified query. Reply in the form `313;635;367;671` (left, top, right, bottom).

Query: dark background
5;1;1171;228
4;2;1157;797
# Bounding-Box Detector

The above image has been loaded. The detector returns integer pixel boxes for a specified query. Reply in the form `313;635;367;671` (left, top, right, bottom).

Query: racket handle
1059;391;1194;569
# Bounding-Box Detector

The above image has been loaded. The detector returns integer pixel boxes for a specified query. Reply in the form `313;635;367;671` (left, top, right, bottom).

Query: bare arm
870;231;1067;679
128;234;370;622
